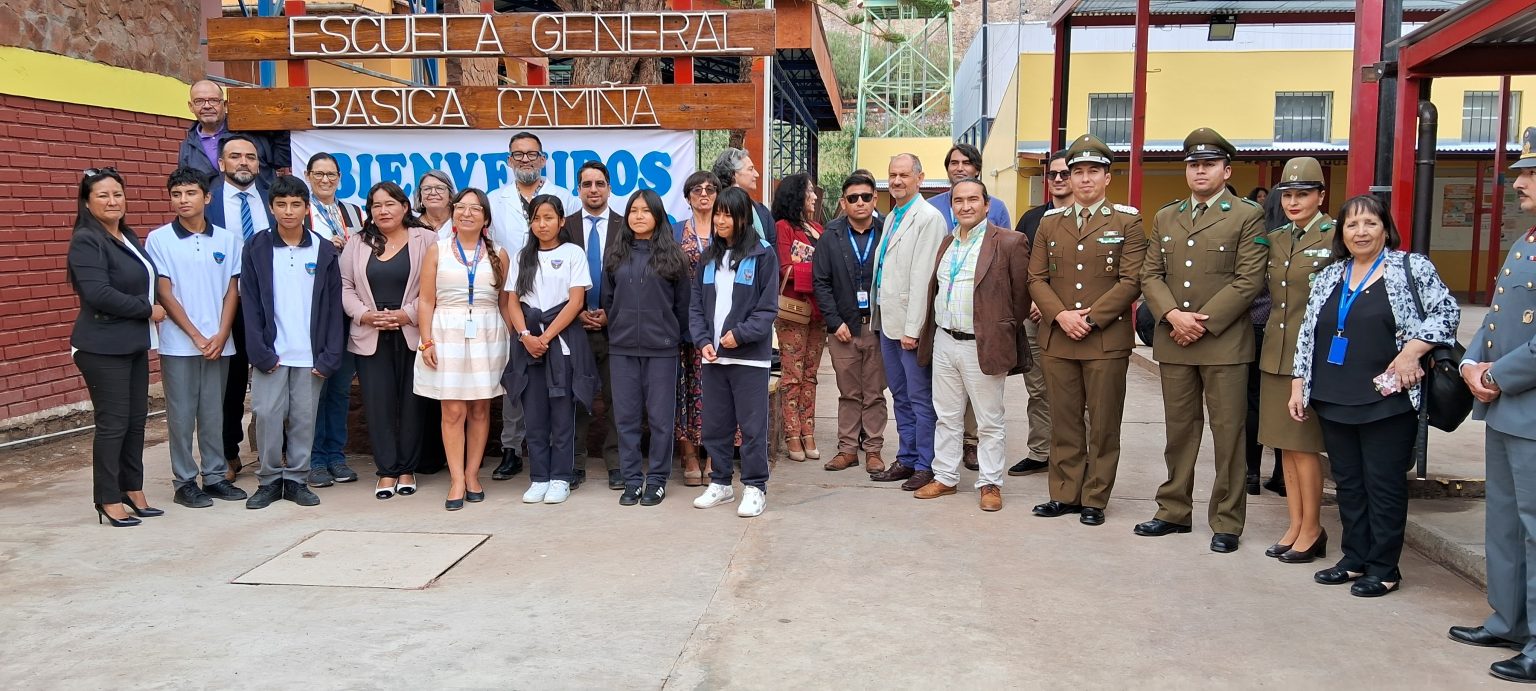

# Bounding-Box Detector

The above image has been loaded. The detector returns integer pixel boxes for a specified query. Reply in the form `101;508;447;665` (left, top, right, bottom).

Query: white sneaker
543;480;571;504
693;483;735;509
522;482;549;503
737;486;765;517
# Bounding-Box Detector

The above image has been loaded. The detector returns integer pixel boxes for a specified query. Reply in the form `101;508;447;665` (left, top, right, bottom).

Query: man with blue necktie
565;160;626;490
206;134;274;480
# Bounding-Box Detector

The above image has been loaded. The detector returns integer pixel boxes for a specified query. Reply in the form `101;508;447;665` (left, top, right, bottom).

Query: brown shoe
870;461;914;483
863;452;885;475
963;444;979;471
979;484;1003;512
901;469;935;492
914;480;957;499
824;452;859;471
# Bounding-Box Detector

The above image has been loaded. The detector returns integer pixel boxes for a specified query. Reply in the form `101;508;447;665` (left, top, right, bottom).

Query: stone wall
0;0;202;84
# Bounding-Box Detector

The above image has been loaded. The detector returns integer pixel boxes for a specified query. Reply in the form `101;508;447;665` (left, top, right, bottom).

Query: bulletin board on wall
1430;174;1536;251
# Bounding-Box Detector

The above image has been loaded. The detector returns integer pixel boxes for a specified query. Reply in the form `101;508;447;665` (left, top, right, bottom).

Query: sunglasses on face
844;193;875;203
688;185;718;195
1046;171;1071;180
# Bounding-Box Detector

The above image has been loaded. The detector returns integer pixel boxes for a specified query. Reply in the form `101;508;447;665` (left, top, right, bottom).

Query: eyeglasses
579;180;609;189
453;203;485;213
308;171;339;181
420;184;451;195
844;193;875;203
1045;170;1071;180
83;167;119;178
509;152;545;162
191;98;224;107
688;185;718;196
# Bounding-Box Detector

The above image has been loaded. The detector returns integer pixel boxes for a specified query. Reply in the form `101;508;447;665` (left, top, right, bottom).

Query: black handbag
1402;256;1474;433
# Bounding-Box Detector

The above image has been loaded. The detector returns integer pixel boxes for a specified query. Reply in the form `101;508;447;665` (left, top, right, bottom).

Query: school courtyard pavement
0;342;1508;689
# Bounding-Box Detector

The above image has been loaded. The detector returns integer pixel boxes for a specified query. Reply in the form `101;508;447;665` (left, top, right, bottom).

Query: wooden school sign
206;11;776;61
210;10;769;131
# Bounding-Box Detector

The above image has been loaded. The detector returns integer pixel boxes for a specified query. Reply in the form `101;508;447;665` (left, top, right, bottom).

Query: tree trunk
444;0;499;86
557;0;669;86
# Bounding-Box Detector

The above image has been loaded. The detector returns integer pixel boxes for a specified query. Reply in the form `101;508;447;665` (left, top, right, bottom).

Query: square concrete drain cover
234;530;489;589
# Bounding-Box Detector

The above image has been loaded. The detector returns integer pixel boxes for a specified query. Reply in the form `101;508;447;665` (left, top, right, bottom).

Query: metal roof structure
1394;0;1536;76
1052;0;1462;25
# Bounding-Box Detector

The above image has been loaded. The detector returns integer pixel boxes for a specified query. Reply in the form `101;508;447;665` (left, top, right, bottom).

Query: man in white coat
868;153;947;491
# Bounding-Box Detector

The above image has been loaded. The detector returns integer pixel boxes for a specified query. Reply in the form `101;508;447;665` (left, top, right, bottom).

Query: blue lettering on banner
640;151;671;193
376;154;409;192
608;150;638;195
355;153;374;196
442;152;481;192
334;153;357;199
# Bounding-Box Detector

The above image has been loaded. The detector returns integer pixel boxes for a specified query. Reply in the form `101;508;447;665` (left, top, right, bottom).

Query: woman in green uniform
1258;157;1333;563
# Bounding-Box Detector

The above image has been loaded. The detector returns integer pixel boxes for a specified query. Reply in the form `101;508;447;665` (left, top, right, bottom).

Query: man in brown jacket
912;179;1031;512
1137;128;1267;553
1026;134;1147;526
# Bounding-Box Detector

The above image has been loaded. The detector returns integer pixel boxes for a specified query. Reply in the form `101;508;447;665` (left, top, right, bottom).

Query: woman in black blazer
67;168;167;527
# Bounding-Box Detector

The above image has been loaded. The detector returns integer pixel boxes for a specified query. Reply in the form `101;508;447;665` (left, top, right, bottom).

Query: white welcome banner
291;129;697;223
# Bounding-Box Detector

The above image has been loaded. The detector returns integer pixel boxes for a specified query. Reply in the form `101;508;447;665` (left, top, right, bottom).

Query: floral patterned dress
676;220;709;445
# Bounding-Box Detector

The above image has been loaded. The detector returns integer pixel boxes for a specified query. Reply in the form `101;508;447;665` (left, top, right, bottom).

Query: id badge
1326;335;1348;365
463;317;478;340
857;290;870;309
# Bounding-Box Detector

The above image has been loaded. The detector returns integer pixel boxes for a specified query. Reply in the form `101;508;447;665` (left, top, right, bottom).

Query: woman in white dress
415;188;512;511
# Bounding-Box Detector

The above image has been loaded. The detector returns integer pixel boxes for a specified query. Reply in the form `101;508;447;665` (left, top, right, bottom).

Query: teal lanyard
945;227;984;304
873;198;915;292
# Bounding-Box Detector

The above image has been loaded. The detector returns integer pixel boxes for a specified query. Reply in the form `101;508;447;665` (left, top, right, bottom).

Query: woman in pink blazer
342;182;438;499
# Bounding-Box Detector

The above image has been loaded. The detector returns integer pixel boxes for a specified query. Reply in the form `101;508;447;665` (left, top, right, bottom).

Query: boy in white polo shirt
146;168;250;508
239;175;346;510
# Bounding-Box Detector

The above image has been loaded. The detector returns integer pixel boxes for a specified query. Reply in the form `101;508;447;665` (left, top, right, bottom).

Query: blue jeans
879;335;935;472
311;351;355;468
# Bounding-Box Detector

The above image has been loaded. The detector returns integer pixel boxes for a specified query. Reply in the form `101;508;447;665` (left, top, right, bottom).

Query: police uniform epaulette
1044;206;1069;217
1239;197;1262;208
1159;198;1182;210
1112;203;1139;215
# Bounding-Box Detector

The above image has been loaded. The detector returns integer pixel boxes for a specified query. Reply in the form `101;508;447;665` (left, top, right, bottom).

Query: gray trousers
251;365;323;485
500;392;525;451
162;355;231;488
1483;428;1536;654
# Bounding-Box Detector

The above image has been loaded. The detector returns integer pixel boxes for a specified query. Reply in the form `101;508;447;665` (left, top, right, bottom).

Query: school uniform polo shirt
145;220;242;358
504;242;590;355
270;229;321;368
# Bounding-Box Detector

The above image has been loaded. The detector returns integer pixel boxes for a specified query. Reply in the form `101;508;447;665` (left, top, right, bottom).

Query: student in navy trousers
502;195;598;506
690;187;781;518
603;189;692;507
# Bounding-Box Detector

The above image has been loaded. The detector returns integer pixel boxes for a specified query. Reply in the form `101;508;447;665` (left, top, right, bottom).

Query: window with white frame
1088;93;1133;146
1274;92;1333;143
1462;91;1522;144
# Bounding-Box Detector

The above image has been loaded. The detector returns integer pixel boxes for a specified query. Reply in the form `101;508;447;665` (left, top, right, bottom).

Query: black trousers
522;361;576;483
703;363;770;492
75;350;149;504
1317;409;1418;580
355;331;423;477
223;304;249;460
1244;323;1280;479
612;354;678;489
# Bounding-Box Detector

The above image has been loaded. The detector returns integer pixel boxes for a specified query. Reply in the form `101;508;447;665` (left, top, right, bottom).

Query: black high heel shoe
1279;530;1327;563
95;504;142;527
121;495;165;517
1264;541;1294;558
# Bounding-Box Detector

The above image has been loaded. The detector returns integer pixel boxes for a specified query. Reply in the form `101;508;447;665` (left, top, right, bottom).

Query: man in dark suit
565;160;626;490
205;134;276;479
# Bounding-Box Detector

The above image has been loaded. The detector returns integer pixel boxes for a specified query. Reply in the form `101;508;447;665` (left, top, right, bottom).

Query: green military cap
1065;133;1113;168
1513;126;1536;171
1272;157;1326;191
1183;127;1236;162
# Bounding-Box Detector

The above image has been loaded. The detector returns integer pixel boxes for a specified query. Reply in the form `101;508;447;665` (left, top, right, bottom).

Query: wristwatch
1084;315;1098;329
1483;369;1497;388
518;330;532;338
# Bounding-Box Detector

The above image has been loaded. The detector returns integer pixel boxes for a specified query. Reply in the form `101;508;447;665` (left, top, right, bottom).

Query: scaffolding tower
855;0;955;139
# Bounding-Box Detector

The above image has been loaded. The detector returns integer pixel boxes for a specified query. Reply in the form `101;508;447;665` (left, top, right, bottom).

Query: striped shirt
934;223;987;334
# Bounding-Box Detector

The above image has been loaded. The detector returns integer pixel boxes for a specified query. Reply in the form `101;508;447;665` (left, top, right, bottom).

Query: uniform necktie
1294;223;1306;241
586;215;602;310
1193;202;1208;222
1078;207;1092;229
238;191;255;240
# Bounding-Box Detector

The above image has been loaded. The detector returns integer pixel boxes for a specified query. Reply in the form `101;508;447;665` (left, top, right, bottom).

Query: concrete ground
0;354;1509;689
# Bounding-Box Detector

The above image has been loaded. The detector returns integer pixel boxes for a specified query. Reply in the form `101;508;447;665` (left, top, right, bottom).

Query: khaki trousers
1153;362;1249;534
1041;355;1128;509
828;327;887;454
963;319;1049;460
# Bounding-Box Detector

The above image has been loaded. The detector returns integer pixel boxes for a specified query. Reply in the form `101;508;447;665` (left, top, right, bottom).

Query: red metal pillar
1471;161;1485;302
1487;76;1513;302
284;0;309;87
1128;0;1150;209
673;0;694;84
1389;76;1422;250
1346;0;1384;196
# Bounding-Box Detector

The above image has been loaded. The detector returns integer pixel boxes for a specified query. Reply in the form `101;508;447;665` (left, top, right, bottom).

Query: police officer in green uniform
1026;134;1147;526
1257;157;1332;563
1137;128;1267;553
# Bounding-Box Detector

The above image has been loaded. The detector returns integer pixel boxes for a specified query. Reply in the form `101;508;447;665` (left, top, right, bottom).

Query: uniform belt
857;315;871;324
942;327;975;341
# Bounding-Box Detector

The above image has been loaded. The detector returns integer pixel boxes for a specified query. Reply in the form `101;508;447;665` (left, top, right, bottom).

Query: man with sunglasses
812;173;888;474
177;80;289;188
486;132;578;481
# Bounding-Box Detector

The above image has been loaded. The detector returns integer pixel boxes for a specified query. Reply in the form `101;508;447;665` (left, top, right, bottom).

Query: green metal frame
854;0;954;141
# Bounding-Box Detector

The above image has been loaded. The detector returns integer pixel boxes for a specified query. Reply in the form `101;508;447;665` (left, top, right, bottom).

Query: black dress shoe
1264;542;1294;558
1245;473;1261;496
1350;575;1399;597
619;486;641;506
1314;566;1364;585
1133;518;1192;537
1278;530;1327;563
870;462;915;482
1449;626;1524;650
962;444;978;471
174;485;214;509
121;495;165;517
1080;507;1105;526
608;469;625;490
1264;476;1287;497
1008;458;1049;476
245;482;283;510
1210;533;1240;553
492;452;523;480
203;480;248;501
1491;654;1536;683
465;490;485;503
1032;500;1082;518
571;469;586;490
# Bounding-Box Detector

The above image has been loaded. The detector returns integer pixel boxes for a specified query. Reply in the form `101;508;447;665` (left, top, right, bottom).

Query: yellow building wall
0;46;192;119
982;68;1026;214
855;136;956;182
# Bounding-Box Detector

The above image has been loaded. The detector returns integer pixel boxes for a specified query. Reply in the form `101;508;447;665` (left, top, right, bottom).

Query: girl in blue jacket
603;189;692;506
689;187;781;517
